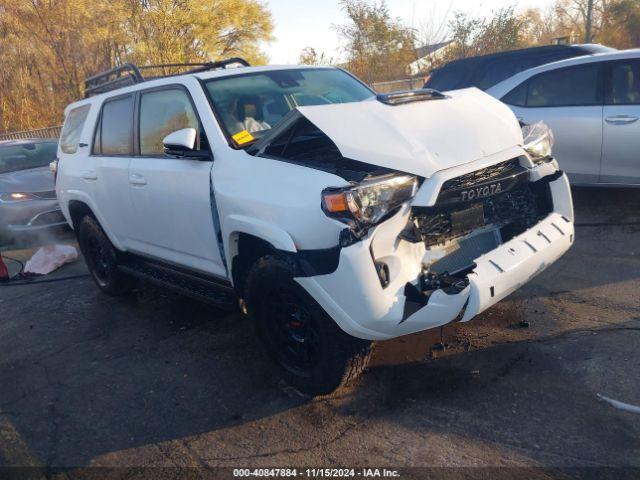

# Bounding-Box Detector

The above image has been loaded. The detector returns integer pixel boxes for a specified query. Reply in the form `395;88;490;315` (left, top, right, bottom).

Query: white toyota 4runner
56;59;574;395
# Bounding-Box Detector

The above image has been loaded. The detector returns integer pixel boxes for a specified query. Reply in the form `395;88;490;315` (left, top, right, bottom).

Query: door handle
81;170;97;181
129;173;147;186
605;115;639;125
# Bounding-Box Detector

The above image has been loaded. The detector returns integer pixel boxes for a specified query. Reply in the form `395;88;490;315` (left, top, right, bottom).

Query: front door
601;59;640;184
127;86;225;277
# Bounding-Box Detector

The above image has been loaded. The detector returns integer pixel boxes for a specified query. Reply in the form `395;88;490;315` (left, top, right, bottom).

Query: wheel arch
68;200;94;230
229;232;281;297
224;215;298;296
67;199;124;251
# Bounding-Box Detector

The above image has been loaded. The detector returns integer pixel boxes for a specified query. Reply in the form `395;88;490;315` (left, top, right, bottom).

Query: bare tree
298;47;334;65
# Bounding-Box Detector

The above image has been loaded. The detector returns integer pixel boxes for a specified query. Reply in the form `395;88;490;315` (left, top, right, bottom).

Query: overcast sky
264;0;557;64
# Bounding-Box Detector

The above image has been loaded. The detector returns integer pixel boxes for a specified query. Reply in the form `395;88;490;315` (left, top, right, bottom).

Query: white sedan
487;49;640;186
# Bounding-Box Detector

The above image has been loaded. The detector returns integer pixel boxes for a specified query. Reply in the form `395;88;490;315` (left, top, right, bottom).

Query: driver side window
139;88;202;156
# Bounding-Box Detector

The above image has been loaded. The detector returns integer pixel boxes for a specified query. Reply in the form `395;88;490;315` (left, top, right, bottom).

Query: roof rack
84;57;250;98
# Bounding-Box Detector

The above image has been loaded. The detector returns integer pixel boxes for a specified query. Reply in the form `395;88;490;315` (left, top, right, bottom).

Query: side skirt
117;252;237;309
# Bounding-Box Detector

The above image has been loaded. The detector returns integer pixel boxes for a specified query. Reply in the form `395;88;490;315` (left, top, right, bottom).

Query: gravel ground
0;187;639;479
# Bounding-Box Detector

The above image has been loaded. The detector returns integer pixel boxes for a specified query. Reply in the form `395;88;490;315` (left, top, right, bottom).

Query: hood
0;166;55;194
296;88;524;178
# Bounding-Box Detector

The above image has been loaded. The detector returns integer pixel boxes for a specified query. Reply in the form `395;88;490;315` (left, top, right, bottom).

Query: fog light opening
375;261;390;288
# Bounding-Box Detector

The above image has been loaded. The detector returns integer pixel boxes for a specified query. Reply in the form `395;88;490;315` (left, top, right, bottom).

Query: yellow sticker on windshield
232;130;255;145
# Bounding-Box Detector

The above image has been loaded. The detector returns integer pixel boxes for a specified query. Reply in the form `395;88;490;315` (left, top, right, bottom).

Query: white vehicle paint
487;49;640;186
56;62;574;394
296;88;522;178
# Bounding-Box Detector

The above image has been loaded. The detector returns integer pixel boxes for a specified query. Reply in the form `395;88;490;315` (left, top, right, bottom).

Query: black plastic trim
280;245;342;277
120;251;232;289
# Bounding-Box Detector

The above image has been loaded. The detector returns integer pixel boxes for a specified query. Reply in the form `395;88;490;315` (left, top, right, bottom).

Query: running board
118;254;236;309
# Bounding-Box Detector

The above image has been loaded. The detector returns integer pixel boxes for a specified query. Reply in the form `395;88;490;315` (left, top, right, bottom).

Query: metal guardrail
0;126;62;142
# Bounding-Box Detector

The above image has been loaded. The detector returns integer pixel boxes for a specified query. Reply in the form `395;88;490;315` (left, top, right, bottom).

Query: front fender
224;214;297;267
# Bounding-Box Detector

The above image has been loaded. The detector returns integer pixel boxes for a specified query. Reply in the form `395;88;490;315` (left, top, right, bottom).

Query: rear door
127;85;225;277
601;58;640;184
90;94;136;246
501;62;605;185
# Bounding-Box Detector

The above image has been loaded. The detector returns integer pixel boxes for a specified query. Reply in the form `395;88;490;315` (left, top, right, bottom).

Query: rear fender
65;192;125;251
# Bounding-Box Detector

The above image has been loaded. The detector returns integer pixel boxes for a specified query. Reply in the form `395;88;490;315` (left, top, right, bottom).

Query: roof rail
84;57;250;98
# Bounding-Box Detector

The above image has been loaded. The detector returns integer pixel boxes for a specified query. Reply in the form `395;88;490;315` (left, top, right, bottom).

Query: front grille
439;159;521;195
31;190;57;200
407;164;552;248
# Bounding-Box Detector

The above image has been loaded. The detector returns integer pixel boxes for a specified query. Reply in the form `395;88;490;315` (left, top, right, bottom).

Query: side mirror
162;128;209;159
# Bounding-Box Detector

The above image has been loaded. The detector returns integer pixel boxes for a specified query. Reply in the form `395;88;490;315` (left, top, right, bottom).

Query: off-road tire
77;215;133;296
245;255;372;396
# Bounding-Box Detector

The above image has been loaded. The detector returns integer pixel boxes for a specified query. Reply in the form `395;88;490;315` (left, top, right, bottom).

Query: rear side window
609;60;640;105
93;95;134;155
502;81;528;106
60;105;90;154
503;63;602;108
139;89;199;155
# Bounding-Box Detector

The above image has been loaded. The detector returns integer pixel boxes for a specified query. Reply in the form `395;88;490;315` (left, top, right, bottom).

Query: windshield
0;141;57;174
204;68;375;146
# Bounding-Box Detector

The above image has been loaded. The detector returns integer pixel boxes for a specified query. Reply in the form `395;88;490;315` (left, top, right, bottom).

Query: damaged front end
248;88;573;340
296;154;574;341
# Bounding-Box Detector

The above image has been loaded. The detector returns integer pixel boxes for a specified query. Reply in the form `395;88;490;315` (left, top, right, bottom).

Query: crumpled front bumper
296;170;574;341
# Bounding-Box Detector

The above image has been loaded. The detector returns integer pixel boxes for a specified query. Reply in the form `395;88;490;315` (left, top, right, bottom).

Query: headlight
0;192;36;203
522;121;554;163
322;174;418;228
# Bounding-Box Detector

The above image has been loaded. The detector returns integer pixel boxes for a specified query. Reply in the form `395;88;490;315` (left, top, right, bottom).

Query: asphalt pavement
0;187;639;479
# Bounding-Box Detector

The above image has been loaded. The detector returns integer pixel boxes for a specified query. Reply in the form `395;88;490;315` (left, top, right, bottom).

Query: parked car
487;49;640;186
0;139;67;242
424;44;615;92
56;59;574;394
